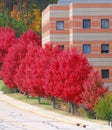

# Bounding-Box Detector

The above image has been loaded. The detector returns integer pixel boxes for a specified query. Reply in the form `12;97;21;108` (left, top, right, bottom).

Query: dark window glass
101;44;109;53
56;21;64;30
83;44;91;54
101;19;109;28
83;19;91;28
58;45;64;50
101;70;109;79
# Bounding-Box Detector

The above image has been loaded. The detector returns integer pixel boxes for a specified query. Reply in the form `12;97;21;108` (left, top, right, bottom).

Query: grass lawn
7;92;72;116
0;80;5;90
7;93;53;110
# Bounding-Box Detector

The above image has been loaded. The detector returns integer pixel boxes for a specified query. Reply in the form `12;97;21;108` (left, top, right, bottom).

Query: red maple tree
15;45;42;95
1;30;41;88
17;44;62;97
1;41;27;88
81;71;108;110
45;48;92;104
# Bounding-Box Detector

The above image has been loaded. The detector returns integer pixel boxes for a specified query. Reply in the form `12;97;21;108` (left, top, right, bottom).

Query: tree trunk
18;0;23;11
38;96;41;104
9;0;14;11
52;96;56;109
70;102;75;114
25;92;29;98
2;0;5;12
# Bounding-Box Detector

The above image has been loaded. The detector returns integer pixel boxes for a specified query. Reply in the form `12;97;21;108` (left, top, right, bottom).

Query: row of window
58;44;109;54
83;19;109;29
83;19;109;28
56;19;109;30
83;44;109;54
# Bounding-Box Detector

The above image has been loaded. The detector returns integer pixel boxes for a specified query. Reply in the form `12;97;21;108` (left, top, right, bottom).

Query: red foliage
45;49;92;104
15;58;27;92
1;42;27;88
38;44;62;96
1;30;41;88
16;44;62;97
81;71;108;110
15;45;42;94
20;30;41;46
0;27;16;63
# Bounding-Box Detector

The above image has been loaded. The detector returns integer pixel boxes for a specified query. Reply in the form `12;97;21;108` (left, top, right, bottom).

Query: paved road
0;100;88;130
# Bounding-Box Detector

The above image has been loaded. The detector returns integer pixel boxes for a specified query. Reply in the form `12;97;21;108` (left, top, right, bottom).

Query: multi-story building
42;0;112;90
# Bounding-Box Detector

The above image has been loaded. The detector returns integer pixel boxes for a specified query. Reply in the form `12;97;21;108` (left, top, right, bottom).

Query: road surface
0;100;89;130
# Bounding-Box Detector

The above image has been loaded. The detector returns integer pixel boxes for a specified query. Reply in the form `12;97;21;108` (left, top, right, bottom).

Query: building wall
42;3;112;90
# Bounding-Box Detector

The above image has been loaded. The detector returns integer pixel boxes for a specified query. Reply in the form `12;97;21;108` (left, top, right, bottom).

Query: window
58;45;64;50
101;70;109;79
101;19;109;28
56;21;64;30
101;44;109;53
83;19;91;28
83;44;91;54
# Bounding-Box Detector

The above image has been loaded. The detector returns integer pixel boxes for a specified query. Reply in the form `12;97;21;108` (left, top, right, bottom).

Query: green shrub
95;93;112;120
86;109;96;119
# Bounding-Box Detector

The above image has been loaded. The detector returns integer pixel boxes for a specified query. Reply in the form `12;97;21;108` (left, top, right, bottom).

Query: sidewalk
0;92;111;130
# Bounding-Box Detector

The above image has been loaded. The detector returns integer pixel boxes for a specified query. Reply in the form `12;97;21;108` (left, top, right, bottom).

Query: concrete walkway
0;92;111;130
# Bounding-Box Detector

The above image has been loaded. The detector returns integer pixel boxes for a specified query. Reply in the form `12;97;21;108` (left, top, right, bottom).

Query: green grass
7;93;52;109
0;80;17;93
7;92;73;116
0;80;5;90
0;80;52;110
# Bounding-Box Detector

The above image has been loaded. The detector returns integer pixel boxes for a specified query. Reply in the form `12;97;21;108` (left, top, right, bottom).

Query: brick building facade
42;0;112;90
